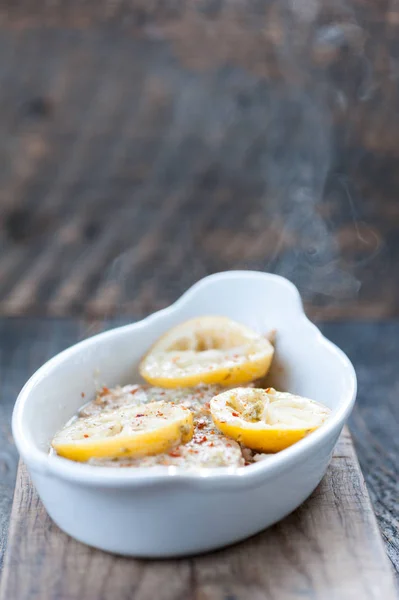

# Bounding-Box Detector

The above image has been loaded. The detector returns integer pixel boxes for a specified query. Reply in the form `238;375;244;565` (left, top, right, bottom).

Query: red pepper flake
197;422;206;430
232;412;239;417
83;434;89;438
99;386;110;397
81;392;85;398
265;388;272;393
196;435;208;444
209;442;214;447
168;449;181;457
135;414;145;418
204;402;210;409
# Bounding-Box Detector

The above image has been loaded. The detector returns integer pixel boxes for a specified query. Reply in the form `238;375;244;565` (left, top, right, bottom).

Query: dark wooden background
0;0;398;320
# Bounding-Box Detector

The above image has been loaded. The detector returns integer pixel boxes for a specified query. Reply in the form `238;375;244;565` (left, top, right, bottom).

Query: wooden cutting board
0;428;396;600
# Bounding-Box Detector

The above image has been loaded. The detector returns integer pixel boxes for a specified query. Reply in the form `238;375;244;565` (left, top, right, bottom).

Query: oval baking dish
12;271;357;557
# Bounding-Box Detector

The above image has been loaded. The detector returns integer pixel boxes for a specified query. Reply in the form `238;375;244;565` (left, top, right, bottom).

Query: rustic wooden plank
0;429;396;600
322;322;399;575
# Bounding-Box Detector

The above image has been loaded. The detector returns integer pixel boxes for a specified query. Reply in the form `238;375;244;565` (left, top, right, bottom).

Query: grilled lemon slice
52;401;193;462
139;316;274;388
210;387;330;452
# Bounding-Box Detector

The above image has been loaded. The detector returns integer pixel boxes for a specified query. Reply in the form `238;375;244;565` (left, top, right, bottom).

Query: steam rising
264;86;361;302
92;1;384;318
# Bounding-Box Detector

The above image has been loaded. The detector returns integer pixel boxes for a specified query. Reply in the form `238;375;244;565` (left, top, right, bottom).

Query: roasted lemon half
139;316;274;388
52;401;193;462
210;387;330;453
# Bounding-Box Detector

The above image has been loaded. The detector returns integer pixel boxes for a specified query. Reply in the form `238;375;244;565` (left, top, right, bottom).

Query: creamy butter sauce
76;384;260;468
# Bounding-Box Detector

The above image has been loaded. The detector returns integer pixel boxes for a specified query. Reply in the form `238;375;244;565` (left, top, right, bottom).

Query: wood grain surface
0;0;397;319
0;429;396;600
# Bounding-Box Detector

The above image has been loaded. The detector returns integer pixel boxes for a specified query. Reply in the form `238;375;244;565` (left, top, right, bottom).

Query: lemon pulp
139;316;274;388
52;401;193;462
210;387;330;452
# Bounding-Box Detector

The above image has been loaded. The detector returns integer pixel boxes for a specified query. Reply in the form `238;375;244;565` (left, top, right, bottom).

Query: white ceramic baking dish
12;271;356;557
